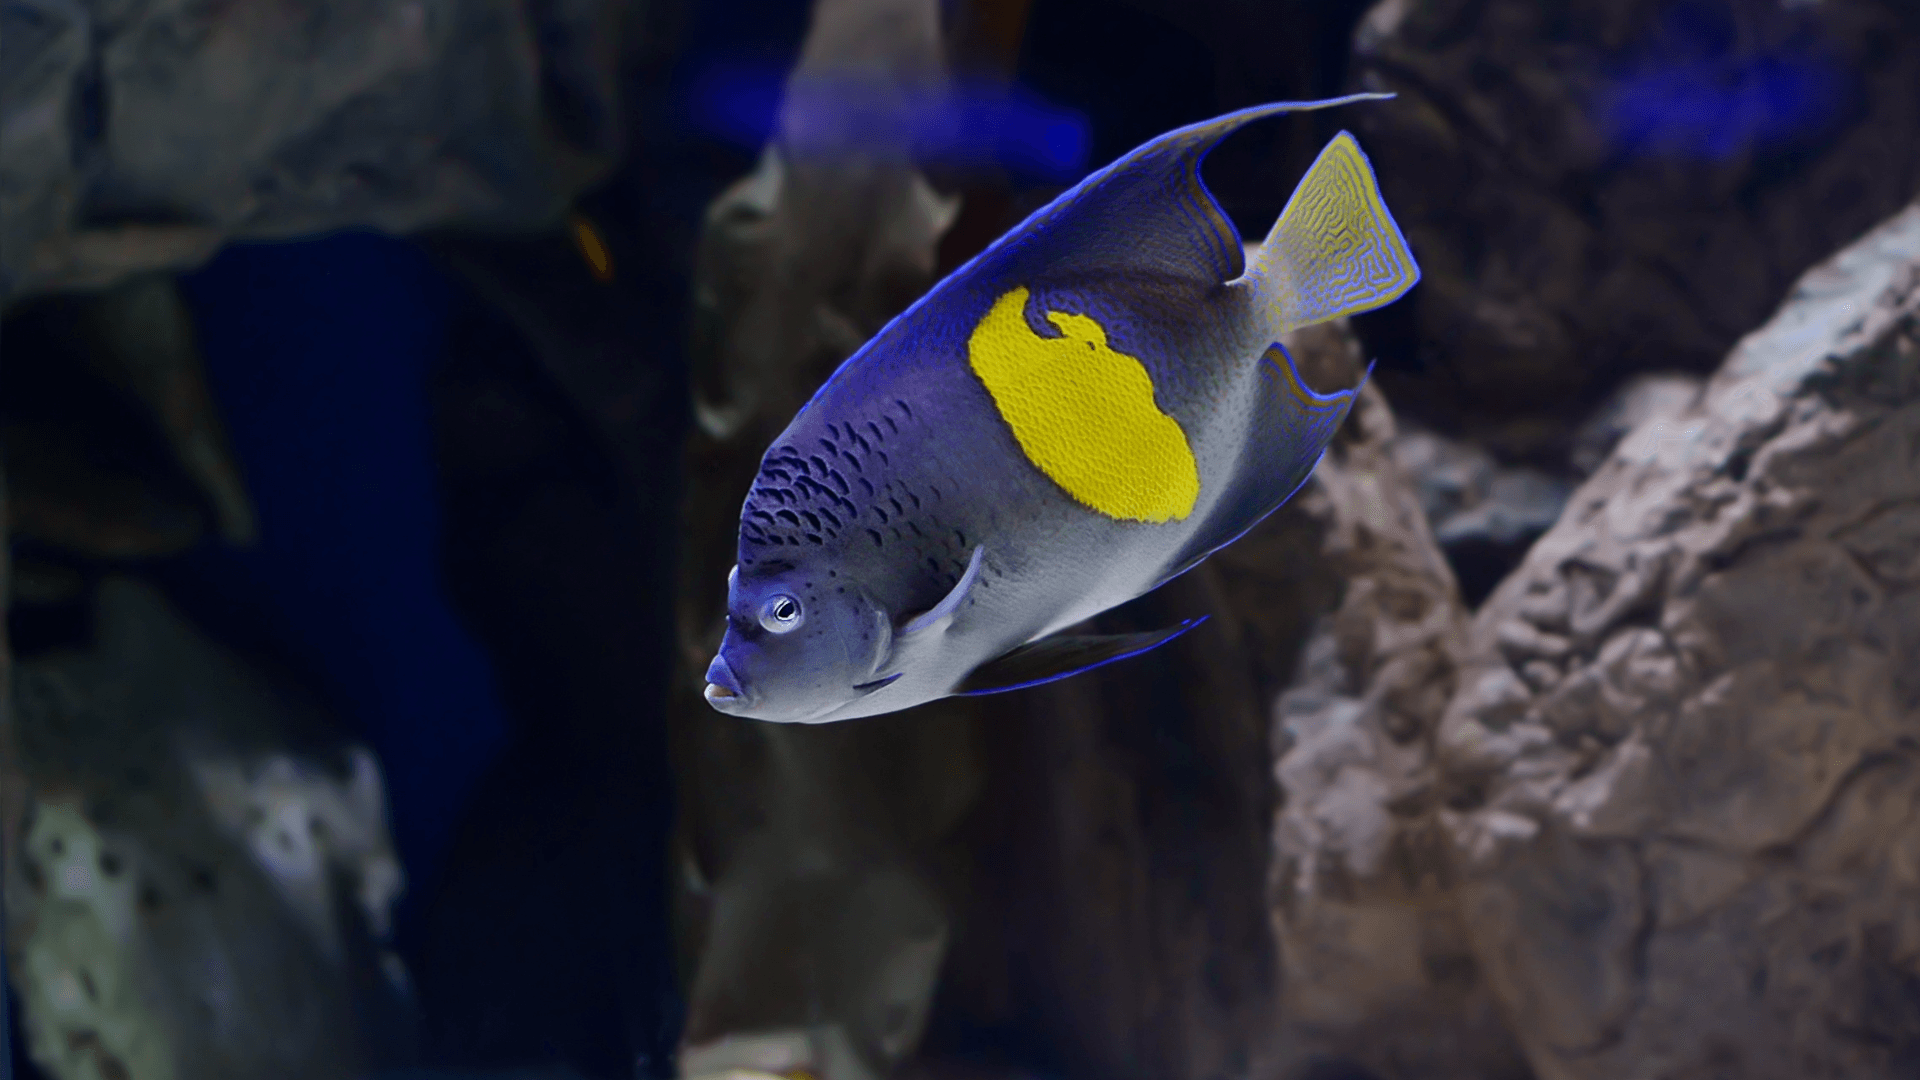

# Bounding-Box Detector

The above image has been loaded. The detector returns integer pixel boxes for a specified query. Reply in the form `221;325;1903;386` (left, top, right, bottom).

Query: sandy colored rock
1263;331;1531;1080
76;275;259;545
1568;373;1705;479
4;578;414;1080
1437;204;1920;1079
0;421;205;559
0;0;629;306
1348;0;1920;460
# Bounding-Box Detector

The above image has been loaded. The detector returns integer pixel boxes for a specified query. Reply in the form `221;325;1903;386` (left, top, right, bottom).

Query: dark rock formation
1347;0;1920;461
0;0;632;306
4;578;414;1080
1437;203;1920;1079
1;274;256;561
1388;423;1571;607
931;322;1525;1080
1;409;16;1078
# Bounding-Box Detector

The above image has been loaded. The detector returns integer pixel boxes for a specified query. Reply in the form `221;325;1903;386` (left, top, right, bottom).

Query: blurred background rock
3;1;1919;1080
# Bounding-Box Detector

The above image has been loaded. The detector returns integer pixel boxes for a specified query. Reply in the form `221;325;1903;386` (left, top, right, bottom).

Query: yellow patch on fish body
967;286;1200;523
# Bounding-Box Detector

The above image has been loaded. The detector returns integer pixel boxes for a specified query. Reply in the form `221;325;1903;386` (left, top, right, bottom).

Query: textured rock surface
932;322;1523;1080
4;579;414;1080
1348;0;1920;460
1437;204;1920;1080
0;0;630;305
1266;328;1530;1080
667;2;973;1079
1389;422;1572;606
2;273;256;560
1568;372;1705;480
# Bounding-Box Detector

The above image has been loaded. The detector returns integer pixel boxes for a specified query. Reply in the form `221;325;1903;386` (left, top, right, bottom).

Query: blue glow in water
688;59;788;146
1041;117;1088;172
1599;52;1844;161
686;60;1093;181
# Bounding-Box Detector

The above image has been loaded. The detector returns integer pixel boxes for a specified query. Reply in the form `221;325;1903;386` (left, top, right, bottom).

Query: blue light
684;60;1094;182
1598;52;1844;161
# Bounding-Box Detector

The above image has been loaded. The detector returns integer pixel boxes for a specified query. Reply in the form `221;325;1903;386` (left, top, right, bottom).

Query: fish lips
703;653;752;712
704;649;889;717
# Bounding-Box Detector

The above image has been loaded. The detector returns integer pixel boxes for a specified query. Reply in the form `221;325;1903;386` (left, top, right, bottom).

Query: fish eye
760;595;803;633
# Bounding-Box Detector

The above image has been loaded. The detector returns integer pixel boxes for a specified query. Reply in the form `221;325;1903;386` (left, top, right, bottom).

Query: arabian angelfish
705;94;1421;723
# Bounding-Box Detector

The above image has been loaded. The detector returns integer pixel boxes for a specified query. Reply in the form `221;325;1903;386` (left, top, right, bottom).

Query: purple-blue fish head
703;561;897;723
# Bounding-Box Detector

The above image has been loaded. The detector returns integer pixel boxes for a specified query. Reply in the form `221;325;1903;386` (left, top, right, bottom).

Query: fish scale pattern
741;399;936;551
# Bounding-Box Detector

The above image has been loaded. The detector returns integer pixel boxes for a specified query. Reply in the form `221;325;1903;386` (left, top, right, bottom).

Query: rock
1388;423;1573;607
77;275;259;545
1436;204;1920;1079
1266;325;1532;1080
1568;372;1705;479
667;2;973;1079
2;272;260;559
4;577;415;1080
675;0;959;664
672;717;975;1080
0;0;630;306
932;321;1525;1080
1;420;206;559
1347;0;1920;460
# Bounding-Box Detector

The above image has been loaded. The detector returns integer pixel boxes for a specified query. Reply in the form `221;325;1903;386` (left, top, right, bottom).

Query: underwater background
3;1;1919;1079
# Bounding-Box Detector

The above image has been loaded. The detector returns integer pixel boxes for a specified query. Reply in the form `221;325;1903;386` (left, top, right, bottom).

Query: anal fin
1157;343;1367;587
954;617;1207;696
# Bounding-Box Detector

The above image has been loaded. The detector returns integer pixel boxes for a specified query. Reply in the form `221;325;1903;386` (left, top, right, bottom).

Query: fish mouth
703;654;750;711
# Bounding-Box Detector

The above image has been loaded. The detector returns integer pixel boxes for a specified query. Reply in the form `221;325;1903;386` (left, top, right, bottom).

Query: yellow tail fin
1250;131;1419;334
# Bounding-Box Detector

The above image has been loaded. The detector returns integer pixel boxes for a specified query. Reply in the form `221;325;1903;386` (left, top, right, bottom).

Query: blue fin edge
955;615;1210;697
1271;341;1377;408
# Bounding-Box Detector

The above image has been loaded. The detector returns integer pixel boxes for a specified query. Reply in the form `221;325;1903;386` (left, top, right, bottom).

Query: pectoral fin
954;617;1207;696
900;545;985;638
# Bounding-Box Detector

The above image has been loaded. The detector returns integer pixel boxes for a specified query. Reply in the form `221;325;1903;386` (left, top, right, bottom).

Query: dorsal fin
960;94;1397;288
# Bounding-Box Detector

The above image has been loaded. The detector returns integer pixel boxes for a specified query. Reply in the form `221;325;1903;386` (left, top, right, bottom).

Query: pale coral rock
1436;204;1920;1079
4;578;414;1080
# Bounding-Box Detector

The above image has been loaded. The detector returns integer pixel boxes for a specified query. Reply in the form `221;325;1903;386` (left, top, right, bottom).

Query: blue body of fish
706;94;1420;723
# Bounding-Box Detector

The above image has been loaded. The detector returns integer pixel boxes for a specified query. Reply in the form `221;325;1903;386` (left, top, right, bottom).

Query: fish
703;93;1421;724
